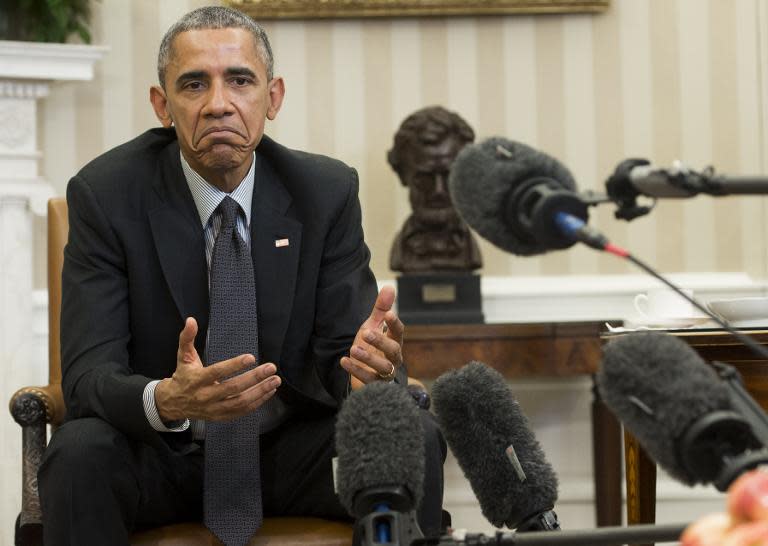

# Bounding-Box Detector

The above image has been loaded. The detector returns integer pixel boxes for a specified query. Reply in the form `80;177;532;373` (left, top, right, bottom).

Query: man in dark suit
37;6;446;545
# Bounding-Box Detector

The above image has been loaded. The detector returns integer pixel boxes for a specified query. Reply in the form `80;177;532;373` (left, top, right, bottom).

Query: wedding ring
377;363;396;381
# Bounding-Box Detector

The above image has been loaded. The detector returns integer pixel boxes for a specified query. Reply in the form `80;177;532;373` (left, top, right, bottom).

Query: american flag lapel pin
275;238;290;248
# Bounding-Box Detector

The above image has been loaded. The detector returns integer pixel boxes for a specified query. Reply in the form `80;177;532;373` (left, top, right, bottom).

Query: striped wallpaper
40;0;768;284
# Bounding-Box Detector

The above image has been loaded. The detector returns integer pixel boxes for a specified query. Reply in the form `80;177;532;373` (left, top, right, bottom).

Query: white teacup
633;287;699;321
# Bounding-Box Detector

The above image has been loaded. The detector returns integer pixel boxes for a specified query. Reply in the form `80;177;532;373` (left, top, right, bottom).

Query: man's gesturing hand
341;285;404;390
155;317;280;422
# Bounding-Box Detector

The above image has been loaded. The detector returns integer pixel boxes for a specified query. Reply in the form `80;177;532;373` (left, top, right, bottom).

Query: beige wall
40;0;768;284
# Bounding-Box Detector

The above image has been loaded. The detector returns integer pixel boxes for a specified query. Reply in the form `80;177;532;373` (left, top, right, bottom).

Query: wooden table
684;330;768;408
402;322;603;378
608;329;768;535
401;321;625;527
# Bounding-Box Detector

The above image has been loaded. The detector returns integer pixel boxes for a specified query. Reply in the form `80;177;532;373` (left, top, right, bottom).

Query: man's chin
198;147;251;170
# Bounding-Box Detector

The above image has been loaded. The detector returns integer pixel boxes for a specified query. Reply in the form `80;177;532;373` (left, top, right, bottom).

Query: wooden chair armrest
10;384;65;427
8;385;64;534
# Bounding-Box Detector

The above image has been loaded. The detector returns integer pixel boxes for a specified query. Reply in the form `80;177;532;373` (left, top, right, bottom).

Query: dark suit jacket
60;127;383;450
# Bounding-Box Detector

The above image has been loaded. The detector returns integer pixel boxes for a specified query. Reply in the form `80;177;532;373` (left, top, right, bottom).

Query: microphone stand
605;158;768;220
413;522;687;546
707;361;768;489
713;361;768;445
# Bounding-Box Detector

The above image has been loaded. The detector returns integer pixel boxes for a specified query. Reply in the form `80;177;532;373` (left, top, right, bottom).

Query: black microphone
432;362;560;531
335;381;425;545
597;331;768;490
448;137;594;257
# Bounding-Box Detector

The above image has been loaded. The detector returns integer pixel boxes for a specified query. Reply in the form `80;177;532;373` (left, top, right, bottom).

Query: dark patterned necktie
204;196;262;546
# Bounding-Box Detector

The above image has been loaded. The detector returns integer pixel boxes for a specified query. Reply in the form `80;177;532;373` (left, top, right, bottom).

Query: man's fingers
360;329;402;369
205;354;258;382
215;362;278;400
177;317;199;363
183;356;276;403
365;285;395;327
341;355;380;385
383;310;404;345
212;376;281;420
168;328;281;420
352;347;393;376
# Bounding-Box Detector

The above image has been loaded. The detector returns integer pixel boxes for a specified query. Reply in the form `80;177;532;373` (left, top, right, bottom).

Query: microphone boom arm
605;158;768;221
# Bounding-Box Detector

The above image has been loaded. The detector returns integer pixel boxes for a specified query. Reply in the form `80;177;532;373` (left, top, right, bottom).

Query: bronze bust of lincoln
388;106;482;273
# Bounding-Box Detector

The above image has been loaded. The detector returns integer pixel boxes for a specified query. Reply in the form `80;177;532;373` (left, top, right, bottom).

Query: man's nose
203;80;232;117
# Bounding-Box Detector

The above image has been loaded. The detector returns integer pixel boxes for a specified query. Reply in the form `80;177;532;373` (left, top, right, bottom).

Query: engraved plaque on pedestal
397;273;483;324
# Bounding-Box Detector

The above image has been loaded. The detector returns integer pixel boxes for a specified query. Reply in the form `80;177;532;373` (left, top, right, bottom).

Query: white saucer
623;316;713;329
725;318;768;328
707;297;768;327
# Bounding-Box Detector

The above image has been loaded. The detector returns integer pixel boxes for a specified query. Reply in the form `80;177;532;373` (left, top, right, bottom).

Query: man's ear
149;85;173;127
266;77;285;121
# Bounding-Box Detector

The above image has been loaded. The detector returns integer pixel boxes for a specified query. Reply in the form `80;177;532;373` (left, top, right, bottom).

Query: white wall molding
481;272;766;323
0;41;110;81
383;271;767;323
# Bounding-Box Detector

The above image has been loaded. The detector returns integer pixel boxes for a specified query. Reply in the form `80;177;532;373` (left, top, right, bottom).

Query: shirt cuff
143;380;190;432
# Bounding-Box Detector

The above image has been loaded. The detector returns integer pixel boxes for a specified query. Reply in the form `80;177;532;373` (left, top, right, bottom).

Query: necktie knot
218;196;241;231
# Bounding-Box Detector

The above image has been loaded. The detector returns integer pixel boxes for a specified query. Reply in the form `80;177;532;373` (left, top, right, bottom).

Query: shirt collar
180;151;255;228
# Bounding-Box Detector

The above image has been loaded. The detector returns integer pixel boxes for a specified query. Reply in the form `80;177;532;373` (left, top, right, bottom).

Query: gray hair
157;6;274;87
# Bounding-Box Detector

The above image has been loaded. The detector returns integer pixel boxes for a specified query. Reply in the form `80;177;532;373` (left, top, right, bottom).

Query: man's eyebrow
225;67;257;79
174;67;258;89
175;70;207;88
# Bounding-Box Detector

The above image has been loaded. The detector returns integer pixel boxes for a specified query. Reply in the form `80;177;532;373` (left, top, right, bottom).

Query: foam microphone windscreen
597;332;733;485
448;137;577;257
432;361;558;529
335;382;425;516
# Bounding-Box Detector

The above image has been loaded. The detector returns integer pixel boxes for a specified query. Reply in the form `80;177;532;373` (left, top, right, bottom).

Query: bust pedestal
397;272;484;324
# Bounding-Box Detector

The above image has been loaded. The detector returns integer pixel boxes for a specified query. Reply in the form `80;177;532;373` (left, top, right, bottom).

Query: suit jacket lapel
251;153;302;366
148;144;210;342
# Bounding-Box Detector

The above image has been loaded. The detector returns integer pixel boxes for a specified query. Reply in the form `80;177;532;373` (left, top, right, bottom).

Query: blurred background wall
38;0;768;285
